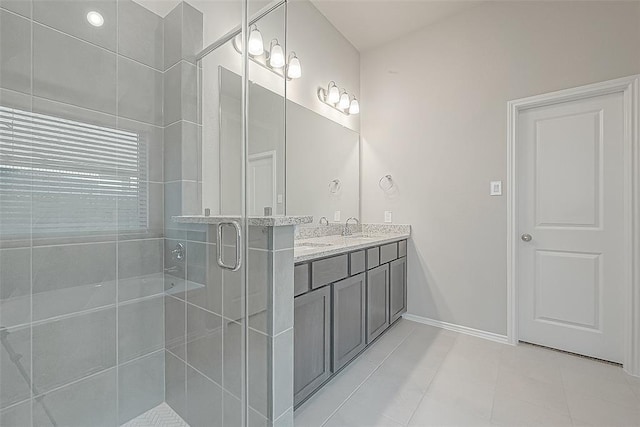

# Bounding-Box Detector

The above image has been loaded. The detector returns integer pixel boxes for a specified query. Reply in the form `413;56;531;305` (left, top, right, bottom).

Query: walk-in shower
0;0;291;425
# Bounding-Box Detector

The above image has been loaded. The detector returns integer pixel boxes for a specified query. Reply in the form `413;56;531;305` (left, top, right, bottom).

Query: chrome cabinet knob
521;233;532;242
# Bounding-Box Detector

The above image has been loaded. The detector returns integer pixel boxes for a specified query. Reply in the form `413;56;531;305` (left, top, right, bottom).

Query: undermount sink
295;242;334;248
343;234;383;239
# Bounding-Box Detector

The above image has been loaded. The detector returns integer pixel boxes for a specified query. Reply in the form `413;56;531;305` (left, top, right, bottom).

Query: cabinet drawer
349;250;366;275
366;247;380;269
380;243;398;264
311;254;348;289
294;263;310;297
398;240;407;258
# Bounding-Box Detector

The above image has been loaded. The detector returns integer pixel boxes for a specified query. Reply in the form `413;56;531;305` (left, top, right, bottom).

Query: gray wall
360;1;640;335
0;1;166;425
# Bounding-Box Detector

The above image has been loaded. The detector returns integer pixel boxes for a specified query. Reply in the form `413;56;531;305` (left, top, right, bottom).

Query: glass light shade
349;99;360;114
248;27;264;56
233;33;243;52
269;42;285;68
327;84;340;104
338;92;350;109
287;55;302;79
87;11;104;27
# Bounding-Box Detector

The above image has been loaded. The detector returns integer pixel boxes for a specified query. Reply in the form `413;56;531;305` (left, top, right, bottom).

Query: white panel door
248;151;276;216
518;91;625;362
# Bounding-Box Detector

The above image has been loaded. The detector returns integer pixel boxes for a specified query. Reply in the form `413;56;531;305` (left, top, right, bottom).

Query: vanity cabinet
332;273;367;372
294;239;408;407
294;286;332;407
390;257;407;324
366;264;390;343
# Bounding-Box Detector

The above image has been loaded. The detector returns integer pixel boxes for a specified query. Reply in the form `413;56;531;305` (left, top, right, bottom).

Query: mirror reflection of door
217;68;286;216
216;67;360;220
248;151;277;216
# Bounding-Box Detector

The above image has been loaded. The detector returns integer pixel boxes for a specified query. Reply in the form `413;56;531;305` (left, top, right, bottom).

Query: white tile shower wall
162;2;203;226
0;0;166;425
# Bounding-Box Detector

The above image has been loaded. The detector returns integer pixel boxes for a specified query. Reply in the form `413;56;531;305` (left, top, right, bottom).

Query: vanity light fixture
232;26;301;80
318;82;359;115
247;25;264;56
326;82;340;104
287;52;302;79
338;91;350;109
268;40;285;68
349;97;360;115
86;11;104;27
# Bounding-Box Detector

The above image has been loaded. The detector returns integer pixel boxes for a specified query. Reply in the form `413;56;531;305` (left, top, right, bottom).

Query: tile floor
293;319;640;427
121;403;188;427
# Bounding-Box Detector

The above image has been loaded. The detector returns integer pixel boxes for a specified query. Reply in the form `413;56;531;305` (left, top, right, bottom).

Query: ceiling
309;0;479;51
134;0;479;52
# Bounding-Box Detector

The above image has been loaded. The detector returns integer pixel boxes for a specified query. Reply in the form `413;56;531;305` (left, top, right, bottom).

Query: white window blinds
0;105;148;235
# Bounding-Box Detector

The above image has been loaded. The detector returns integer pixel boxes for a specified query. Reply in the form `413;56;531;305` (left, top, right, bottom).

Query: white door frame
506;75;640;377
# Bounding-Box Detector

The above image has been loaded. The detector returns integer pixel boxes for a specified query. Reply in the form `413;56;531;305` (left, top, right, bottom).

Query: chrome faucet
343;217;359;236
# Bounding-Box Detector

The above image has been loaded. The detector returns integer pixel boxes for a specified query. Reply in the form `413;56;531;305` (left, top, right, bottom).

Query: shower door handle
216;221;242;272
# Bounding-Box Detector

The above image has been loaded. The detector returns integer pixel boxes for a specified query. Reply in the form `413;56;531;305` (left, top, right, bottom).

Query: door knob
521;233;532;242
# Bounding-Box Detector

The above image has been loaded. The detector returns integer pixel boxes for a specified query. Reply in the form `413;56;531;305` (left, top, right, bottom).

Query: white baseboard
402;313;510;345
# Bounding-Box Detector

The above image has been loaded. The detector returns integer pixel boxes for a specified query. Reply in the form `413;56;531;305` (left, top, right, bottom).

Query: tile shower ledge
294;229;410;263
172;215;313;226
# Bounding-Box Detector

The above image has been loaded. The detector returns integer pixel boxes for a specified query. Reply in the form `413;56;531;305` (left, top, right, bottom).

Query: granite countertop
294;232;410;263
172;215;313;227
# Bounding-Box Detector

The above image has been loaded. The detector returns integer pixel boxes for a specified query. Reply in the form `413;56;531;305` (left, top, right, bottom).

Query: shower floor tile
121;403;188;427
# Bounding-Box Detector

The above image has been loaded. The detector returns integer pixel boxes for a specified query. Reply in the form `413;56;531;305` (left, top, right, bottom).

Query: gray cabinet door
294;286;332;406
332;273;366;372
366;264;389;344
390;257;407;324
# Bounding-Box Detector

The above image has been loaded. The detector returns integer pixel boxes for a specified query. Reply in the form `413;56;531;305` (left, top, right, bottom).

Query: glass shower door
197;0;288;425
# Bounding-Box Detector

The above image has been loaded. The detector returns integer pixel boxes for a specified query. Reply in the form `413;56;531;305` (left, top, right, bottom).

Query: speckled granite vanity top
173;215;313;226
294;224;411;262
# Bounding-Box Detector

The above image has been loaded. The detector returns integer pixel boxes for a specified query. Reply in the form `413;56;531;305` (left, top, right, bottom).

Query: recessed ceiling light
87;11;104;27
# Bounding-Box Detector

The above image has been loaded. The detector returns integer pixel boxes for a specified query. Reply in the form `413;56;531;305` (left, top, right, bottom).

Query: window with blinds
0;105;149;236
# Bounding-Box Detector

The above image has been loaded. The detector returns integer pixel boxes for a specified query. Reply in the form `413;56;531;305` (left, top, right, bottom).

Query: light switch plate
384;211;392;223
334;211;341;222
490;181;502;196
277;194;283;203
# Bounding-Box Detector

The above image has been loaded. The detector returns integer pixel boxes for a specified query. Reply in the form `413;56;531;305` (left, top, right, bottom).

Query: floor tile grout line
318;323;418;427
480;336;505;425
485;361;500;425
558;367;574;424
404;330;461;426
